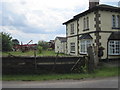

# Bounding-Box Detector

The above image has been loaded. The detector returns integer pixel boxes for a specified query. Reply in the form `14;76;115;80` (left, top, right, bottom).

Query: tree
1;32;13;51
38;40;49;50
12;39;19;46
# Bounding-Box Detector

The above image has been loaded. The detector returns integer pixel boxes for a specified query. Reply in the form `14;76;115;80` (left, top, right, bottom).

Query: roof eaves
63;7;99;25
63;18;76;25
63;4;120;25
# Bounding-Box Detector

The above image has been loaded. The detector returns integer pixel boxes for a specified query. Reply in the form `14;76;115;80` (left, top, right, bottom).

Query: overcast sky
0;0;119;44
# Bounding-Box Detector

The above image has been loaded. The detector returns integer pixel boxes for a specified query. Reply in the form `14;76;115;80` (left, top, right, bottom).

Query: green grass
2;51;34;57
2;50;68;57
2;66;119;81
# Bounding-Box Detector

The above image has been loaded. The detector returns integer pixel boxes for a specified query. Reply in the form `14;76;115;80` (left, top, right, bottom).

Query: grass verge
2;66;119;81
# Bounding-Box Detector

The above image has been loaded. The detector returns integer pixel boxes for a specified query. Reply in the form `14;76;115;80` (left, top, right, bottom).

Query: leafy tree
1;32;13;51
38;40;49;50
12;39;19;46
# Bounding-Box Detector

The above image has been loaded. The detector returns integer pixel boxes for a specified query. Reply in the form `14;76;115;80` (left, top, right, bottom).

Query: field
2;50;68;57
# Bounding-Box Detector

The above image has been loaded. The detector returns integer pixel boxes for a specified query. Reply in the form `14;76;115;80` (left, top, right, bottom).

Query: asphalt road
2;77;119;88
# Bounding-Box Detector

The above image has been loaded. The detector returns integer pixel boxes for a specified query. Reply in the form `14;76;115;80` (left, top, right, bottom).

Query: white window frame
70;23;74;34
112;15;116;28
83;17;89;30
87;17;89;29
108;40;120;55
83;18;86;30
70;43;75;52
112;15;120;28
80;39;92;54
116;15;120;28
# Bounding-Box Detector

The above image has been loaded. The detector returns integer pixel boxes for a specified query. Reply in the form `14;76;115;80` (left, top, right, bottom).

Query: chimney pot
89;0;99;9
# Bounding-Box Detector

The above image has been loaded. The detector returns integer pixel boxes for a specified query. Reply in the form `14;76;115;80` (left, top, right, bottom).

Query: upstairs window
83;18;86;30
87;17;89;29
117;15;120;28
112;15;116;28
112;15;120;29
83;17;89;31
70;23;74;34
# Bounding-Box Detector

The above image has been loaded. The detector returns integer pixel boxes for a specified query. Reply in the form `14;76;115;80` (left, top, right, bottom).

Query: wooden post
52;51;59;72
87;46;95;73
92;45;99;68
34;48;37;71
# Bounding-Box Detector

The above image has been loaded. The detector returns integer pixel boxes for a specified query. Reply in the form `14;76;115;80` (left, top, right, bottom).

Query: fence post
93;45;99;68
51;51;59;72
87;46;95;73
34;48;37;72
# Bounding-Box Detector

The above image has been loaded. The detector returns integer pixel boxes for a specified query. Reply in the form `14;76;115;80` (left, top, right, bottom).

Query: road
2;77;119;88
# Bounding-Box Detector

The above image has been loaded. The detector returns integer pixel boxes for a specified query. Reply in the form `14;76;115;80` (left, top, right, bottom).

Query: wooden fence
2;56;85;74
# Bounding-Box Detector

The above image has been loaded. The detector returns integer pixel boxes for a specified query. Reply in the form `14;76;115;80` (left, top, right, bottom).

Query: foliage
1;32;13;51
38;40;49;50
38;46;43;54
12;39;19;46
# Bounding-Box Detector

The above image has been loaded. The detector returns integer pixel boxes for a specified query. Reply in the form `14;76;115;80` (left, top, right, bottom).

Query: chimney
89;0;99;9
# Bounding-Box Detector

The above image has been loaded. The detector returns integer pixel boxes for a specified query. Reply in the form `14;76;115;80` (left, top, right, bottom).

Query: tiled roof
108;32;120;40
79;34;93;40
56;37;67;42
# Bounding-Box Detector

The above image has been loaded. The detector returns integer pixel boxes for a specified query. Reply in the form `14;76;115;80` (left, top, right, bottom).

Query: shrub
38;40;49;50
38;46;43;54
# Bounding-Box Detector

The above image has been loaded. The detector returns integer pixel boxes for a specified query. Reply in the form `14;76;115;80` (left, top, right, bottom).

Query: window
70;23;74;34
87;17;89;29
112;15;116;28
80;40;92;54
112;15;120;28
70;43;75;52
83;18;86;30
117;15;120;28
83;17;89;30
108;40;120;55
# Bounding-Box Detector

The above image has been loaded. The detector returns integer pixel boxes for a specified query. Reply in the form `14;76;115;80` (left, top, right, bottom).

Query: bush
1;32;13;51
38;40;49;50
38;46;43;54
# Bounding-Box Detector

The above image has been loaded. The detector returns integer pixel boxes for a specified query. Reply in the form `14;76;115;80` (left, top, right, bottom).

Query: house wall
99;10;120;59
61;42;67;54
67;37;78;56
67;21;78;36
99;33;110;59
66;19;78;56
78;12;96;34
55;38;62;53
99;11;120;31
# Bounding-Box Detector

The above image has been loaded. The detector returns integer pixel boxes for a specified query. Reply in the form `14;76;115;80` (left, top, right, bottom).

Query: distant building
63;0;120;59
55;37;67;54
14;44;37;52
48;40;55;50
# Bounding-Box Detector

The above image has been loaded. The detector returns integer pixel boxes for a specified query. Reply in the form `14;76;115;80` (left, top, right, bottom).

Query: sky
0;0;120;44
